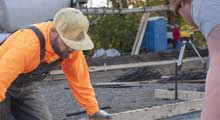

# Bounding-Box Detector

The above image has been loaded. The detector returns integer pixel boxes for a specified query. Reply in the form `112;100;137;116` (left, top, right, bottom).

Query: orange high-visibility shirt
0;21;99;115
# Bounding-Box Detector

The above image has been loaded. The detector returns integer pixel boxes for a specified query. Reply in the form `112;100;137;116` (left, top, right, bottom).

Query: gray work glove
89;110;112;120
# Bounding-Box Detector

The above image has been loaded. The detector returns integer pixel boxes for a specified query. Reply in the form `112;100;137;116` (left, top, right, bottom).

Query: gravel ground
38;57;207;120
162;112;201;120
38;80;204;120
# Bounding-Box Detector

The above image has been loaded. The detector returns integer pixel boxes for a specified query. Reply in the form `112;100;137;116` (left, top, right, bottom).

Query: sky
87;0;108;7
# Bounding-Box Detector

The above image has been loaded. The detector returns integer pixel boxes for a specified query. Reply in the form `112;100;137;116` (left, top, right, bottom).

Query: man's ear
51;27;59;36
51;26;57;34
50;26;59;41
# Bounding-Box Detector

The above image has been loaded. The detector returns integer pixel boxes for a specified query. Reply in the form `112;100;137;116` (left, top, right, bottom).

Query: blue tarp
141;17;167;52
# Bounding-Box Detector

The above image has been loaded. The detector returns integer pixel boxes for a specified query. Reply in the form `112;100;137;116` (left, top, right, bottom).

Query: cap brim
60;33;94;50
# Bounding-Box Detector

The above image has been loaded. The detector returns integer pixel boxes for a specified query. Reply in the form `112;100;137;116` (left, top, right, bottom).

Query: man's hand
89;110;112;120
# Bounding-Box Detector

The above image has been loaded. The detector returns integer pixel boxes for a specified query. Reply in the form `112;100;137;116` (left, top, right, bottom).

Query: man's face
50;28;75;59
177;1;197;27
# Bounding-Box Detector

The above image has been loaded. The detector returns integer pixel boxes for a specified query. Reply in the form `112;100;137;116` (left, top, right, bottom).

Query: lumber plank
133;13;149;55
92;82;141;88
132;13;150;55
50;57;206;75
80;99;202;120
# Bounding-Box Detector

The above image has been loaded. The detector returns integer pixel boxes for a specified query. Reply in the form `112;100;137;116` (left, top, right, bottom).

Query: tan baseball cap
53;8;94;50
169;0;182;15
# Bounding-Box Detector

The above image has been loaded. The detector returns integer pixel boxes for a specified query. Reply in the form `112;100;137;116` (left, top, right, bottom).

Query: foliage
87;0;205;56
88;14;142;54
88;0;167;55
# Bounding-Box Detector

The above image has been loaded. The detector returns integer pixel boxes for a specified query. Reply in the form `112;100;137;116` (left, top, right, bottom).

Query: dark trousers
0;82;52;120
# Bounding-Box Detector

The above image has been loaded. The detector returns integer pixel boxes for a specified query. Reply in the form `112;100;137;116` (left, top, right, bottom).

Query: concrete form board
0;0;71;32
50;57;208;75
80;99;202;120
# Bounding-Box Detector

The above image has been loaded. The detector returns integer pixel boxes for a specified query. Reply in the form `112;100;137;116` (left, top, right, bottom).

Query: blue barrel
141;17;167;52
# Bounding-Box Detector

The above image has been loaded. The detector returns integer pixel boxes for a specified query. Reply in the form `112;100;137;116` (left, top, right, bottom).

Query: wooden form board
50;57;204;75
80;99;202;120
80;5;169;15
131;13;150;55
154;89;204;100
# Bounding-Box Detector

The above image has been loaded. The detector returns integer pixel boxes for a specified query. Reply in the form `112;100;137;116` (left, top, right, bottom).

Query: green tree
89;13;142;53
87;0;205;56
88;0;147;54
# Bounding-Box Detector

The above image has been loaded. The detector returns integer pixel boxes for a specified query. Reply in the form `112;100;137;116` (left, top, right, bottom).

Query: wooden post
80;99;202;120
131;13;150;55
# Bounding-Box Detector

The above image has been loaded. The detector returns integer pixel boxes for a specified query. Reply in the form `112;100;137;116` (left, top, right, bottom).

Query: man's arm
0;29;41;102
61;51;112;119
0;44;26;101
61;51;100;115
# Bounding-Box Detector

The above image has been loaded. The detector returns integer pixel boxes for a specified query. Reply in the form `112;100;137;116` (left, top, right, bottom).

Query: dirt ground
39;81;204;120
38;50;208;120
87;48;208;66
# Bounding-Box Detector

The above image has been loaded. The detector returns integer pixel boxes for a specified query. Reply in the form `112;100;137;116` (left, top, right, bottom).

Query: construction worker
169;0;220;120
0;8;111;120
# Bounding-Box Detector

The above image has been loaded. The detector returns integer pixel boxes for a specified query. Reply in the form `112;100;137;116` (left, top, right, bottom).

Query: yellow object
181;31;190;38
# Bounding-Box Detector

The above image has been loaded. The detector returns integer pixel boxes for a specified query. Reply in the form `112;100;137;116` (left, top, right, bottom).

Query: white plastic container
0;0;71;32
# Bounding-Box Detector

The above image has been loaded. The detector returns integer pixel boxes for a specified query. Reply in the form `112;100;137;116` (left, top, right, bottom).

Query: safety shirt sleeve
61;51;100;115
0;36;27;102
0;29;41;102
0;46;5;101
